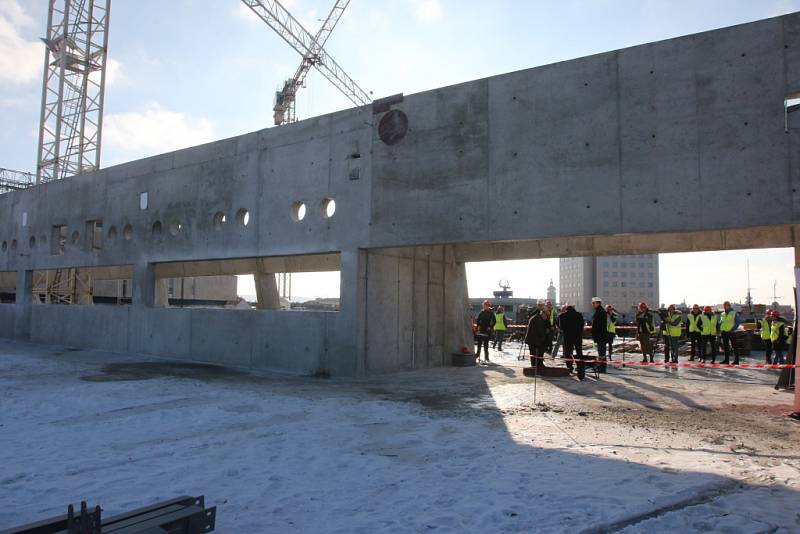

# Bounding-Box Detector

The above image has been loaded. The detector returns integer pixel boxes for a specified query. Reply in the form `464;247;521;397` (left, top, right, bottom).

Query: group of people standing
475;296;790;379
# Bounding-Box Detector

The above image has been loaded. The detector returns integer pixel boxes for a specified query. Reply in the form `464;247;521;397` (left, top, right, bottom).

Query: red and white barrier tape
521;355;797;370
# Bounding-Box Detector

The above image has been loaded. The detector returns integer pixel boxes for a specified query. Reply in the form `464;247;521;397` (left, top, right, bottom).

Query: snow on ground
0;340;798;533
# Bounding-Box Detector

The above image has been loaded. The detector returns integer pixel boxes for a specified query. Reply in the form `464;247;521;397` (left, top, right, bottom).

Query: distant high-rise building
547;279;557;303
559;255;659;318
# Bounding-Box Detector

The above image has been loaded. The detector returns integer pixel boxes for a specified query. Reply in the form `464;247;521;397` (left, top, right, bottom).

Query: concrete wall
0;14;798;375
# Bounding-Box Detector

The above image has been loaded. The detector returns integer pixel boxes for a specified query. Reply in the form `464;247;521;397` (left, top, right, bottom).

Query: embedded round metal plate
378;109;408;145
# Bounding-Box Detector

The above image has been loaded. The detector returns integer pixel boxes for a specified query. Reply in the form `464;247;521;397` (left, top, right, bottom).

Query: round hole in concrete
169;221;182;236
71;230;80;244
108;226;117;240
1;241;6;252
213;211;227;230
320;198;336;218
291;201;306;222
236;208;250;227
378;109;409;146
123;224;133;241
152;221;162;236
29;236;35;249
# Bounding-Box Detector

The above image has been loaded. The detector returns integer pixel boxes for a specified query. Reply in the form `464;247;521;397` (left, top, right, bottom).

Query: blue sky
1;0;799;305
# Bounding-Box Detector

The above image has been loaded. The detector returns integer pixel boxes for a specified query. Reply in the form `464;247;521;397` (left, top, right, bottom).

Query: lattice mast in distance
36;0;111;183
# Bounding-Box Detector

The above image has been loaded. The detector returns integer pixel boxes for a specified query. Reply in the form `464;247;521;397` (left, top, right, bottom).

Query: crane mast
36;0;111;183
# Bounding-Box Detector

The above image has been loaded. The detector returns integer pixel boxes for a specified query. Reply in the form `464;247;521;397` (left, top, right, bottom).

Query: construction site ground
0;339;798;533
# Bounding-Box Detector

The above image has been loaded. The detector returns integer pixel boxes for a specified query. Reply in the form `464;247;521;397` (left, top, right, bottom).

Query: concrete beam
452;225;798;262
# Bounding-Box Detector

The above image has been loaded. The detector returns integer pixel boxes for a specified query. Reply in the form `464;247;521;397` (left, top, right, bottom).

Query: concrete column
335;249;367;376
254;271;280;310
132;262;156;309
13;269;33;339
794;260;800;414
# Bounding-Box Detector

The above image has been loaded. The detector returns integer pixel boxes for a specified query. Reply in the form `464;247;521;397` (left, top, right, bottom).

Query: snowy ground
0;340;798;533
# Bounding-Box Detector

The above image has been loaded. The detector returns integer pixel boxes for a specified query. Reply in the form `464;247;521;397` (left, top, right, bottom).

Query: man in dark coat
591;297;609;373
559;304;586;379
475;300;496;363
525;309;548;369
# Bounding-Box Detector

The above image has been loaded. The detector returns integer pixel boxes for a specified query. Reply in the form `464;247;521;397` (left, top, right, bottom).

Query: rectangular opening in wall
153;252;341;311
33;265;133;305
51;224;67;255
785;92;800;131
0;271;15;303
86;220;103;251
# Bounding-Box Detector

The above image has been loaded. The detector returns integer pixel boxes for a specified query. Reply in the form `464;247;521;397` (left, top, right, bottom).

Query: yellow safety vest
667;313;682;337
760;318;771;341
720;310;736;332
548;310;556;327
493;312;506;331
700;314;717;336
687;313;701;334
770;321;781;343
607;315;616;334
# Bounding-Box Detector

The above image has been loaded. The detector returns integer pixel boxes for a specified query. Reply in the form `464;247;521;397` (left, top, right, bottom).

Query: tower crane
240;0;371;126
272;0;352;125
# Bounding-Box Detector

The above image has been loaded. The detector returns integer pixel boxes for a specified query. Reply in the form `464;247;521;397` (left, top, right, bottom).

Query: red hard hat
703;305;712;312
605;304;612;311
723;301;731;308
772;309;781;317
692;304;700;310
638;302;647;311
668;304;676;311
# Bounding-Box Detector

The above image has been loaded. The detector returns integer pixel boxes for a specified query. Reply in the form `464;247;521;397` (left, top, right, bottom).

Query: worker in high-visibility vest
492;305;507;352
699;305;719;363
605;304;618;359
719;300;741;365
770;310;787;364
760;311;773;364
686;304;702;361
665;304;683;364
636;302;656;363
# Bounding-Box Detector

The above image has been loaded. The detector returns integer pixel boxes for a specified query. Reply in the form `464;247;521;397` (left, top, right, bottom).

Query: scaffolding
0;168;35;194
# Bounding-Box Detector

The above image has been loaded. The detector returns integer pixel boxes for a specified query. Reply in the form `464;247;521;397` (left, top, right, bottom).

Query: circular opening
123;224;133;241
169;221;183;236
291;201;306;222
29;236;36;249
1;241;6;252
236;208;250;227
71;230;80;245
108;226;118;241
11;239;17;251
152;221;162;236
320;198;336;219
213;211;227;230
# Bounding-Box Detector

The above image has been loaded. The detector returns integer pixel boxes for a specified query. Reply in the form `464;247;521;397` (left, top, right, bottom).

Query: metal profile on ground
0;495;216;534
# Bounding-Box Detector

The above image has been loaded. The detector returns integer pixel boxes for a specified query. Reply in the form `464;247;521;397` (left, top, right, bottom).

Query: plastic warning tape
523;355;797;370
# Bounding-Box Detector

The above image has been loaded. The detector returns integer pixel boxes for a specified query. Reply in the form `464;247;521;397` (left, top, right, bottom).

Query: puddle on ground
81;361;244;382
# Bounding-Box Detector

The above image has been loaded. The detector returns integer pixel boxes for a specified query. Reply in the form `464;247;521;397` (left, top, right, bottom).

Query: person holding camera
636;302;656;363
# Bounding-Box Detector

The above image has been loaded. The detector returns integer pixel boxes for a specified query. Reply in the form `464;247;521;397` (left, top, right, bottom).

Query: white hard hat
591;296;602;303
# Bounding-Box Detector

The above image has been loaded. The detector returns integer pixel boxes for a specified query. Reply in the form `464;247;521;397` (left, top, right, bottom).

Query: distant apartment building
559;254;659;318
